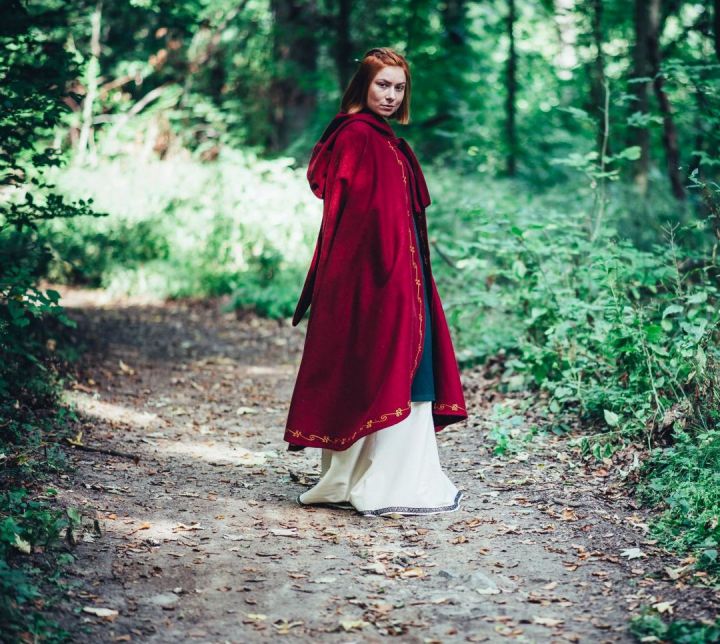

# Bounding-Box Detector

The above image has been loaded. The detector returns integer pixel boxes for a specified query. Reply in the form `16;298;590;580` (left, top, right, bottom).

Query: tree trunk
334;0;354;90
77;1;102;164
647;0;685;200
714;0;720;60
588;0;608;155
442;0;467;47
268;0;319;151
440;0;468;125
505;0;517;177
631;0;652;195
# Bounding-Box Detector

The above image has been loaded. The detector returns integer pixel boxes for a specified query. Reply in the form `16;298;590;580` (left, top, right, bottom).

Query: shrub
46;150;319;308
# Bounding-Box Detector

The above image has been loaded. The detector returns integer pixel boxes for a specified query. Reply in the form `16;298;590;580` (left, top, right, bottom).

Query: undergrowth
639;427;720;574
631;611;720;643
46;149;318;315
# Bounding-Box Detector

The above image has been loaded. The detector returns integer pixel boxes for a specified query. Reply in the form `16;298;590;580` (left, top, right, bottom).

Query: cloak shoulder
308;120;374;201
292;120;377;327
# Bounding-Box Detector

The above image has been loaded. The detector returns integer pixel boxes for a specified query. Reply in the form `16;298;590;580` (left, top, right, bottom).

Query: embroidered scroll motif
287;399;413;447
433;402;466;413
386;140;424;376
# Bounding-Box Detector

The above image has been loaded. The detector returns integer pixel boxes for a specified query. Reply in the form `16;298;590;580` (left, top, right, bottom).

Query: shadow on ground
51;287;717;643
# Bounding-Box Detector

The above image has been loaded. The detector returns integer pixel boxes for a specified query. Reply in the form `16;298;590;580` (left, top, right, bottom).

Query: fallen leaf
561;508;578;521
399;567;425;578
13;534;31;554
82;607;119;620
128;521;151;535
533;616;564;627
243;613;267;623
653;601;675;615
273;619;303;634
270;528;298;537
664;565;690;580
118;360;135;375
173;522;204;532
620;547;646;560
340;619;369;632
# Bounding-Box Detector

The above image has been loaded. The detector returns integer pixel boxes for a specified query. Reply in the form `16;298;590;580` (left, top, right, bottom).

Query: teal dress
410;216;436;402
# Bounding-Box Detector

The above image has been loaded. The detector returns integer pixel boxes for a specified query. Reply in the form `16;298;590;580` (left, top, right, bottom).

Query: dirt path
53;288;718;643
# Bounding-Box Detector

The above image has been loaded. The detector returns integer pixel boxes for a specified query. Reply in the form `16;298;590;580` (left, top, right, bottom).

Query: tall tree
76;0;103;164
268;0;320;150
647;0;684;199
715;0;720;59
333;0;354;90
440;0;468;123
587;0;607;155
505;0;518;176
630;0;652;195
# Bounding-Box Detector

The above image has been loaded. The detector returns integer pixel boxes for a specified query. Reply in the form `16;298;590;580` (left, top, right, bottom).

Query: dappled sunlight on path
50;287;715;642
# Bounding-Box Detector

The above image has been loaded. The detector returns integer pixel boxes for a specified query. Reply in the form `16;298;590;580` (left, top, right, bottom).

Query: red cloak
284;109;467;451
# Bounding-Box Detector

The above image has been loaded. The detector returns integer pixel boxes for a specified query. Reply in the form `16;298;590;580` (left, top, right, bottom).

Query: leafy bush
432;173;719;446
0;489;74;643
429;153;720;579
631;611;720;643
1;4;96;639
639;428;720;573
47;150;319;310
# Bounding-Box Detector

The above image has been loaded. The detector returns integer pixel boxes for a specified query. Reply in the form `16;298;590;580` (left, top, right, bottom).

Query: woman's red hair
341;47;412;124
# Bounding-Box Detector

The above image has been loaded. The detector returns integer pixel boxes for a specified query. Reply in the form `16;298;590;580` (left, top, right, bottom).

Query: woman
284;47;467;516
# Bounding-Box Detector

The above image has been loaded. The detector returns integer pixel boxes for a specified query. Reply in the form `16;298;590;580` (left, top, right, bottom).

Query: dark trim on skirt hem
296;490;463;517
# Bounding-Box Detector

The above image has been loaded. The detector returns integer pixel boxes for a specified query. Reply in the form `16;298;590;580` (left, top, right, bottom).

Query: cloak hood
307;108;431;214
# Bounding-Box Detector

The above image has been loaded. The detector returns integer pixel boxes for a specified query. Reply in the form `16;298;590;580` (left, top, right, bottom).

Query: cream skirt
298;401;462;516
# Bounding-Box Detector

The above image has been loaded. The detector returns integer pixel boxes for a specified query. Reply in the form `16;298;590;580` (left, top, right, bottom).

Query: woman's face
366;66;406;118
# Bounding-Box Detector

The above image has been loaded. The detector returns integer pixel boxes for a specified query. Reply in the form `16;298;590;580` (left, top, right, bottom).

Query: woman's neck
360;106;387;122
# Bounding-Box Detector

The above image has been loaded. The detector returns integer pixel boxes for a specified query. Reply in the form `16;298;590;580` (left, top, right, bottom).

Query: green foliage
429;106;720;581
230;268;305;319
0;4;99;638
0;1;97;409
0;490;74;643
0;490;68;561
46;150;318;310
486;403;539;456
638;428;720;573
435;174;719;447
630;610;720;643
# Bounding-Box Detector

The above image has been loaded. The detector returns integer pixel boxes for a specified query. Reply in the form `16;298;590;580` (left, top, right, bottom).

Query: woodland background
1;0;719;640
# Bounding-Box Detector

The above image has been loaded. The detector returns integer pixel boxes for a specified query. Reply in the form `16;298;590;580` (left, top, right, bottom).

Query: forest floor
49;287;719;643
